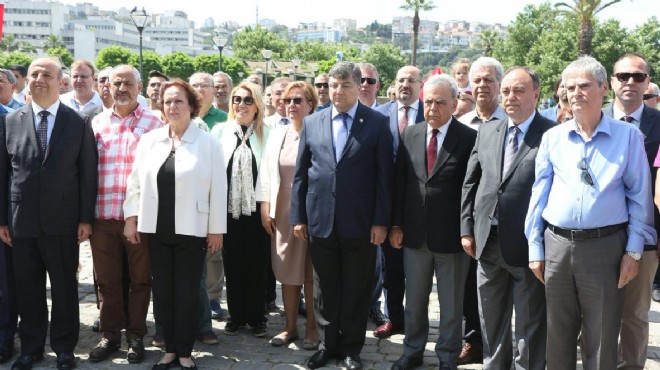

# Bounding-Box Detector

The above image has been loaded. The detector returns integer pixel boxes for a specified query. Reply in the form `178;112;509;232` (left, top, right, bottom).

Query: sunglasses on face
283;97;308;105
232;96;255;105
613;72;648;83
361;77;377;85
578;159;594;187
643;93;658;100
314;83;329;89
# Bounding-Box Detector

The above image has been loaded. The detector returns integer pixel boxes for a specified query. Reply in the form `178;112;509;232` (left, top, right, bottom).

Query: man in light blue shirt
525;56;657;370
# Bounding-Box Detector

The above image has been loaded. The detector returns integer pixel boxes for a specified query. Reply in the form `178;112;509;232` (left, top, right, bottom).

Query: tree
629;17;660;77
96;46;133;70
46;47;74;68
42;35;66;51
2;53;33;69
194;53;220;74
129;51;163;82
554;0;624;56
232;26;288;60
591;19;633;77
475;29;501;57
161;52;195;79
361;42;407;92
400;0;435;66
0;35;19;52
220;56;249;85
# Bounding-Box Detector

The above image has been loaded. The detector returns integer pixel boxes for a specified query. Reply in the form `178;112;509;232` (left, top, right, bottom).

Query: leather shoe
391;355;423;370
0;340;14;364
307;350;331;369
369;309;388;326
56;352;77;370
343;354;363;369
653;288;660;302
10;353;43;370
89;338;120;362
457;341;483;365
374;321;404;338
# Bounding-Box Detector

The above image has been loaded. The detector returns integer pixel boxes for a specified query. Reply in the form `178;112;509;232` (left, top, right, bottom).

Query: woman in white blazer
124;80;227;370
256;81;319;349
209;81;271;337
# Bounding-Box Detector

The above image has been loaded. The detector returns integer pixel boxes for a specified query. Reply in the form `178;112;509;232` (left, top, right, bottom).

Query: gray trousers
206;251;225;301
545;227;625;370
402;245;470;366
477;228;546;370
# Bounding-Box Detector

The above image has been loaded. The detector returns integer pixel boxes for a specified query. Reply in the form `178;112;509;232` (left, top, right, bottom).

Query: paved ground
9;242;660;369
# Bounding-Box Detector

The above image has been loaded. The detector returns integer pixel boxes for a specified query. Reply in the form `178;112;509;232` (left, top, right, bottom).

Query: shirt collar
111;103;144;120
398;99;420;112
507;111;535;135
568;113;611;139
332;101;359;121
31;100;60;117
613;103;644;123
427;118;451;137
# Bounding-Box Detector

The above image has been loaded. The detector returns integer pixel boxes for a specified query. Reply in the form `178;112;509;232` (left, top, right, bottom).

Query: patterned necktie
621;115;634;123
398;106;410;134
279;117;290;125
335;112;349;162
502;126;520;176
427;128;439;176
37;110;49;156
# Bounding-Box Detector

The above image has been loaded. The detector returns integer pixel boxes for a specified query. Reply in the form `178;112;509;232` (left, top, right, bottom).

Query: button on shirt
525;115;657;261
31;101;59;144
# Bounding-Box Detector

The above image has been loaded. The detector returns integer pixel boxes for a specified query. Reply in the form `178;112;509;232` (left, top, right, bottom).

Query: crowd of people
0;51;658;370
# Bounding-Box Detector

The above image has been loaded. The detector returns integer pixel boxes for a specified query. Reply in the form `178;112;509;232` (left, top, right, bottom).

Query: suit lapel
640;106;654;139
501;113;543;183
20;105;40;156
338;103;366;162
494;120;507;183
429;119;459;179
410;123;429;181
44;105;68;162
415;100;425;123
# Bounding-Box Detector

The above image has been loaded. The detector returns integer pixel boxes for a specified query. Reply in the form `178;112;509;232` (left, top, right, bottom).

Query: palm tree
400;0;435;66
42;34;66;51
475;29;500;57
0;34;20;52
555;0;624;56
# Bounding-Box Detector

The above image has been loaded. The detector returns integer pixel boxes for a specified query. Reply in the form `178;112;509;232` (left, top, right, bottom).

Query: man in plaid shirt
88;65;163;364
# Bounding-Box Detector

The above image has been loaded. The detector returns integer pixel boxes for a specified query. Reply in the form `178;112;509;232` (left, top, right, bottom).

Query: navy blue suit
291;101;393;355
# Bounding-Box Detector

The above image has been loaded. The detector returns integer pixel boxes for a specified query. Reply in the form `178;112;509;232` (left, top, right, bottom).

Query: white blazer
210;120;270;170
123;124;227;237
255;125;291;218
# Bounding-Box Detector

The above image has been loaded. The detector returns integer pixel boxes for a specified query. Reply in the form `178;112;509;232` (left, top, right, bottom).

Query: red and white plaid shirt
92;105;163;220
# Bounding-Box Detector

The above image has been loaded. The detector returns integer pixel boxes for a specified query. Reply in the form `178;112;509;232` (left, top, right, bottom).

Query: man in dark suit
291;62;393;370
373;65;425;339
461;66;554;370
0;58;98;370
390;74;476;370
604;53;660;370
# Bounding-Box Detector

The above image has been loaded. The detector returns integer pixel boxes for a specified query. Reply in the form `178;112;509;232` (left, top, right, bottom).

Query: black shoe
56;352;77;370
369;308;388;326
224;320;241;336
391;355;423;370
152;355;179;370
0;341;14;364
89;338;120;362
343;354;363;370
127;338;145;364
10;353;43;370
252;322;268;337
180;358;198;369
266;301;279;312
307;350;330;369
91;317;100;332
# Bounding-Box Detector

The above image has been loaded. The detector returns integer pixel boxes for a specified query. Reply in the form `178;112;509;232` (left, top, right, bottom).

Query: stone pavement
11;241;660;369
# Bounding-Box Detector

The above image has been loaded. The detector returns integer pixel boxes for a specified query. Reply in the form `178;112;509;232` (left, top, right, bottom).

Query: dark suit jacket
461;112;555;267
393;118;477;253
375;100;425;157
0;103;98;237
291;102;394;238
603;105;660;245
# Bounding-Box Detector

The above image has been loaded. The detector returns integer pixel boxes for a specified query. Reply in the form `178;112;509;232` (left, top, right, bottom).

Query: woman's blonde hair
283;81;319;114
228;81;265;142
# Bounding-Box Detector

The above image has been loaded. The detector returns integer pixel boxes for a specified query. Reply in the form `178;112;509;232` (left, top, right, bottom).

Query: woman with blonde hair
211;81;271;337
257;81;319;349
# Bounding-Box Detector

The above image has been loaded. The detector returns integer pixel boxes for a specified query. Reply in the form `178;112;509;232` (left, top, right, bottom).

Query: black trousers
13;235;80;355
382;238;405;325
463;257;482;344
223;211;269;326
0;242;17;344
149;233;205;357
310;229;376;356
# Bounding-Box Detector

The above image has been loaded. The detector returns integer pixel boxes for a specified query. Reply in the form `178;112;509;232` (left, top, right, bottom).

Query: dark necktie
37;110;49;156
502;126;520;176
399;106;410;134
335;113;349;162
427;128;439;176
621;115;634;123
279;117;290;125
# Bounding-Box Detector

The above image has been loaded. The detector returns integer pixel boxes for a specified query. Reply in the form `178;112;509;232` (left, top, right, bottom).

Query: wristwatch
625;251;642;261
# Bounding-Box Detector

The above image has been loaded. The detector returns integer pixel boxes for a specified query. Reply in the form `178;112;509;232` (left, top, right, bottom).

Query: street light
261;49;273;87
130;7;149;91
291;58;301;81
212;35;228;72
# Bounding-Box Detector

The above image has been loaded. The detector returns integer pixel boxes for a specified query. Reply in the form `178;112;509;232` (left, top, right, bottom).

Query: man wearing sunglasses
644;82;660;110
602;53;660;370
525;56;656;370
314;73;332;112
357;63;380;108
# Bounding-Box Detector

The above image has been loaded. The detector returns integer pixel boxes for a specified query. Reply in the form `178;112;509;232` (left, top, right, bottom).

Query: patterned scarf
229;124;256;219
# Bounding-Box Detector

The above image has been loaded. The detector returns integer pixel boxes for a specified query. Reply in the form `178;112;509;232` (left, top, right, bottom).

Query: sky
56;0;657;30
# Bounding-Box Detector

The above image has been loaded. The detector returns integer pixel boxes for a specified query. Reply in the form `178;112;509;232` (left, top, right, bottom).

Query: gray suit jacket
375;100;425;157
460;112;555;267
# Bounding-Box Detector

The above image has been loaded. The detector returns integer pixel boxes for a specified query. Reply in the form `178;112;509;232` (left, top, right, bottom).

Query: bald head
28;58;63;106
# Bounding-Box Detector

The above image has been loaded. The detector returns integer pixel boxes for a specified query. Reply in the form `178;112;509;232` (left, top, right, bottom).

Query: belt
548;223;627;241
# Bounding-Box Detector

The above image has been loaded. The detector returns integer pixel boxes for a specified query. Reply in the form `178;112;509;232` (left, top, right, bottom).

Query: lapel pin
359;118;364;123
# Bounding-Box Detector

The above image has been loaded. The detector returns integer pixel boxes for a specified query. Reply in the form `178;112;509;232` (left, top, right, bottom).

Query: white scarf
229;124;256;219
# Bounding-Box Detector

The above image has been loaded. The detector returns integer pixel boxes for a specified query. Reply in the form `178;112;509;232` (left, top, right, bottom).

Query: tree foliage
2;53;33;69
96;46;133;70
555;0;624;56
361;42;407;91
232;26;288;60
194;53;220;74
400;0;435;66
161;52;195;79
42;35;66;51
629;17;660;77
220;56;249;85
46;47;74;68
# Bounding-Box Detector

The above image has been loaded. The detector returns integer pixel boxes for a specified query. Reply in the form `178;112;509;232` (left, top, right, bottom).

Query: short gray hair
504;66;541;89
111;64;140;82
213;71;233;85
562;56;607;86
271;77;291;89
190;72;213;84
97;67;113;80
650;82;660;95
424;74;458;100
0;69;16;84
328;62;361;85
315;73;329;81
356;62;379;80
469;57;504;84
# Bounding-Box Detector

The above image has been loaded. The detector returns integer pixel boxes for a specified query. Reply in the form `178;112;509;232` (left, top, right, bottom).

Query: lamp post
291;58;301;81
261;49;273;87
130;7;149;91
212;35;228;72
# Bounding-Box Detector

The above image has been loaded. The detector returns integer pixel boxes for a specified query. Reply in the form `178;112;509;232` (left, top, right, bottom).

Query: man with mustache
212;71;232;114
458;57;507;130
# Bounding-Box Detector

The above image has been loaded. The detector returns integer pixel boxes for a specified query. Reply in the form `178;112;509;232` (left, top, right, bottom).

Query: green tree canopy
46;47;74;68
629;17;660;77
161;52;195;79
3;53;34;69
361;42;407;92
42;35;66;51
232;26;288;60
96;46;133;70
129;51;163;83
193;53;220;74
221;56;249;85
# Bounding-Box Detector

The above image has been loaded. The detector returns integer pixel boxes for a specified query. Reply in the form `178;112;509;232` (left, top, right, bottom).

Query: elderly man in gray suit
461;66;554;370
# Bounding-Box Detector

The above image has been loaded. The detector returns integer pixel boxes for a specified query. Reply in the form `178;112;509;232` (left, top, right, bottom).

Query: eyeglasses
314;82;329;89
643;93;658;100
232;96;255;105
283;97;309;105
613;72;648;83
361;77;377;85
191;83;212;89
577;159;594;187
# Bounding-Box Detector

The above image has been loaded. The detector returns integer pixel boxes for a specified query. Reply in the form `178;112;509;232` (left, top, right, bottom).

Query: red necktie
427;128;439;176
399;106;410;134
